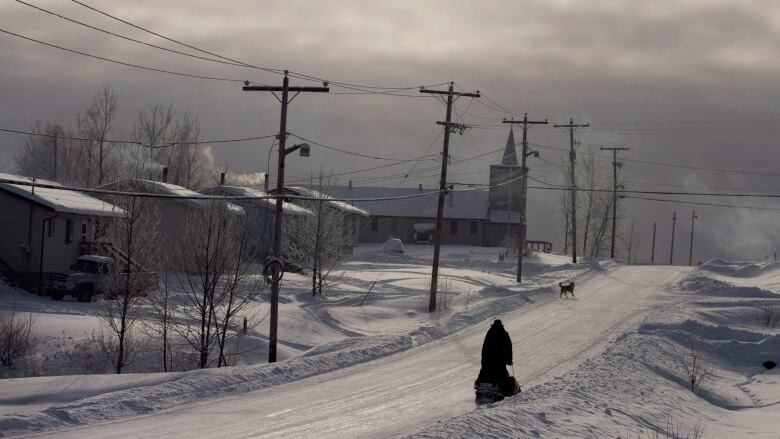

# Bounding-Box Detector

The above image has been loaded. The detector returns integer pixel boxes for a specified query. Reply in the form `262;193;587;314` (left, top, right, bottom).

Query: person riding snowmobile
475;319;520;402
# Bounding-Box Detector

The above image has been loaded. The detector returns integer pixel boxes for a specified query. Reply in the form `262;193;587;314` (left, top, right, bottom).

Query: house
201;185;314;257
0;173;124;292
276;186;369;255
329;129;524;247
95;179;244;255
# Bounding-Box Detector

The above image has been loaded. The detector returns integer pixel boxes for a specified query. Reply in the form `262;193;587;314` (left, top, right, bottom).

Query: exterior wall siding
359;215;487;246
0;191;116;290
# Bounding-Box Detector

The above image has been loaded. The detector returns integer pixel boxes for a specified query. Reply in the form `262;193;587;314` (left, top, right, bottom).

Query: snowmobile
474;365;521;404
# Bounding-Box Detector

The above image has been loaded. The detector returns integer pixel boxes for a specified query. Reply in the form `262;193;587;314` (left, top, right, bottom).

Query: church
330;130;524;247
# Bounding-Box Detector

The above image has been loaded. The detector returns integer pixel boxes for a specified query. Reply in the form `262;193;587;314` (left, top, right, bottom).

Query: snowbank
0;281;562;437
699;259;780;278
408;318;780;438
677;275;777;298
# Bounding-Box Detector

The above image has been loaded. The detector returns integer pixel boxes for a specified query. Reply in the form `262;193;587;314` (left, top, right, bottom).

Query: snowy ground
1;246;779;437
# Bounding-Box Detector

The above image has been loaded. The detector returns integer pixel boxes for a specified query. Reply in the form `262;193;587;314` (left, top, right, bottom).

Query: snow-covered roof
78;255;111;263
202;185;314;217
286;186;370;217
99;180;244;214
0;173;125;218
329;186;491;220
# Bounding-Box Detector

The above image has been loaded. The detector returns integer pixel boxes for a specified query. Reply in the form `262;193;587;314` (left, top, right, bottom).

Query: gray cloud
3;0;780;261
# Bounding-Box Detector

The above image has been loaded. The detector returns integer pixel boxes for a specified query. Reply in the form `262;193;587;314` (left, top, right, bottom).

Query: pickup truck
47;255;158;302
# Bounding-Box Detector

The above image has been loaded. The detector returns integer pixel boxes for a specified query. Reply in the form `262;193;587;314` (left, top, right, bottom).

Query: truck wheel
51;291;64;301
77;286;94;303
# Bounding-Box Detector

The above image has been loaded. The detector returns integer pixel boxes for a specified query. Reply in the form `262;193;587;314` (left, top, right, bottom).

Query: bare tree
168;111;214;189
145;270;174;372
14;121;80;183
131;103;215;188
285;174;346;296
621;218;641;264
175;201;246;368
214;216;264;367
557;162;572;254
76;83;118;186
102;188;161;374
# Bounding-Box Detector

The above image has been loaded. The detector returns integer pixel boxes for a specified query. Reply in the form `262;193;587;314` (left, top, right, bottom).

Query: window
47;219;54;238
470;221;478;235
65;219;73;244
81;223;87;242
390;218;398;233
370;217;378;232
450;220;458;235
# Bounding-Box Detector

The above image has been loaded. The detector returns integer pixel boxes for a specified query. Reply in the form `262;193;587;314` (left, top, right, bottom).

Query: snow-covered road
39;265;689;438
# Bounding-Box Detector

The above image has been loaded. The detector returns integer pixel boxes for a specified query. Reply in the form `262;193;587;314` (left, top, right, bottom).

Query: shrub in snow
755;303;780;328
63;330;140;374
0;309;35;367
677;334;712;394
627;411;705;439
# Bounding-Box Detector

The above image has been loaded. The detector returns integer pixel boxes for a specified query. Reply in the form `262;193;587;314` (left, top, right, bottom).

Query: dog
559;281;575;299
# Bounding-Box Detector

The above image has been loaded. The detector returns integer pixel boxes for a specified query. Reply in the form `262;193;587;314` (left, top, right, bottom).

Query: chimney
418;184;422;192
161;167;168;183
220;172;226;186
264;173;269;192
348;180;352;189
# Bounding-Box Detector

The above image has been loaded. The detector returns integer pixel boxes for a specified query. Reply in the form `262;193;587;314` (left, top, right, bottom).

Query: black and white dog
559;281;575;299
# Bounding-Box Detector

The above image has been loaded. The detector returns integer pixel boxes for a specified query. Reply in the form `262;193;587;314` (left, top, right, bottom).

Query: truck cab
47;255;157;302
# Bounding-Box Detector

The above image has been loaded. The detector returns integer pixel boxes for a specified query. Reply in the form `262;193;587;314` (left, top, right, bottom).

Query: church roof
329;186;519;224
500;128;518;166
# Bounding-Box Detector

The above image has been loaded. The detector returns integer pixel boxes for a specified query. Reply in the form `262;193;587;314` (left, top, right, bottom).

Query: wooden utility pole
420;82;479;313
670;211;677;265
243;71;329;363
503;114;547;282
554;118;589;263
600;146;630;259
651;221;656;264
688;210;698;266
52;134;58;181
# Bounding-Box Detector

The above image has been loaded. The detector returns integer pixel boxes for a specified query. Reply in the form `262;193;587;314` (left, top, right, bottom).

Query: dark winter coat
476;320;513;384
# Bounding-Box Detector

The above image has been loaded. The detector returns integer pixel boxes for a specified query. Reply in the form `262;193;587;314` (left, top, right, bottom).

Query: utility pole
52;134;58;181
688;210;698;266
600;146;630;259
420;82;480;313
503;113;547;282
554;118;589;263
670;211;677;265
651;221;656;264
243;71;329;363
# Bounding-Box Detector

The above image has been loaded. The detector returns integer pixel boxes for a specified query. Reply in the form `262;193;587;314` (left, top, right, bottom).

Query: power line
14;0;250;68
529;141;780;179
0;127;277;148
622;195;780;212
0;28;251;83
287;133;438;162
69;0;282;75
69;0;448;94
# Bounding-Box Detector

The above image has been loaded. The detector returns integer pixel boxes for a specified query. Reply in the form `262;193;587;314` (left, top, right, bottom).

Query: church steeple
488;128;523;212
500;128;518;166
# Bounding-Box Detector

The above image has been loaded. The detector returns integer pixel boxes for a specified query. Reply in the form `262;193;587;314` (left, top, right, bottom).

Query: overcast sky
3;0;780;262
